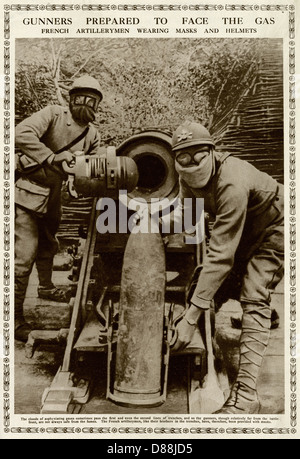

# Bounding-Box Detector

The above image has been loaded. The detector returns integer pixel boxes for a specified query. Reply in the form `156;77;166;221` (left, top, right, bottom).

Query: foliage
15;38;277;145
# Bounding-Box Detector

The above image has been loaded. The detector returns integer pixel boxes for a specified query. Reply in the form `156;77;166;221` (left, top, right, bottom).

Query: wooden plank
24;299;71;330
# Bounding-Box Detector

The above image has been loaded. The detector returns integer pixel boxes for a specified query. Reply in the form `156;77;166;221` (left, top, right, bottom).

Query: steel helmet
69;75;103;101
172;121;215;151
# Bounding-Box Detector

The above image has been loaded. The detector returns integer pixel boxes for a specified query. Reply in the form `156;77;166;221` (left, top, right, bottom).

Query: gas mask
175;147;215;188
69;91;100;125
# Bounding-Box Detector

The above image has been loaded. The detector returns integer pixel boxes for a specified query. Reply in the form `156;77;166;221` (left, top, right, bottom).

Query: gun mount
25;129;228;414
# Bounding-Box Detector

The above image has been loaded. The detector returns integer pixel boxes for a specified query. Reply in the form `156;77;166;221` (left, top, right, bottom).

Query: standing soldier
170;121;284;414
14;75;103;342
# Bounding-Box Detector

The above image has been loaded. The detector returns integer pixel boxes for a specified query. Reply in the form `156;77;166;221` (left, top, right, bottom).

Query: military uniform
15;104;100;336
169;121;284;414
178;152;284;310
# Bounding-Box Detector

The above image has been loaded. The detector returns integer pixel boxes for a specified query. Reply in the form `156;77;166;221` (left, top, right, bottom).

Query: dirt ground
14;267;284;415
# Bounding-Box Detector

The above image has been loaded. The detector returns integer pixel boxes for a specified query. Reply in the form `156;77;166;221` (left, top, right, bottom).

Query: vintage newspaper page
0;0;299;443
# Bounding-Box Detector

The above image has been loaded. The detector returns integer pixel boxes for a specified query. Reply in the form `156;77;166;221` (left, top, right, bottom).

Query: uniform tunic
15;105;100;311
15;105;100;165
172;152;284;309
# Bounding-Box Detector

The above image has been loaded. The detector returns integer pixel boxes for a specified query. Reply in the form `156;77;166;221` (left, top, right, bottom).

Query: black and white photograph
0;0;299;440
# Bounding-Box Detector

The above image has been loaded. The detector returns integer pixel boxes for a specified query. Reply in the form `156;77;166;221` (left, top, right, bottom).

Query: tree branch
70;50;100;79
50;39;65;105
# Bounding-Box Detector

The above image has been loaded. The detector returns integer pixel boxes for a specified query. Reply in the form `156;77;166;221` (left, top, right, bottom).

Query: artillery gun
24;130;227;414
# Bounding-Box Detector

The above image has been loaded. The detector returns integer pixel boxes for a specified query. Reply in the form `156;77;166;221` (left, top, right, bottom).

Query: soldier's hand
53;151;76;166
171;316;198;351
171;305;203;351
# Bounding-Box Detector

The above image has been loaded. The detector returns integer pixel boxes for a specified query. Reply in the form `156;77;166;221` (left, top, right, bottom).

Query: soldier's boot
15;286;32;343
38;285;72;303
36;258;71;303
15;318;32;343
215;303;271;414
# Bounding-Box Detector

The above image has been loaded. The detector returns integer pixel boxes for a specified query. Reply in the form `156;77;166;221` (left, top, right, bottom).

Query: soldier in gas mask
14;75;102;342
170;121;284;414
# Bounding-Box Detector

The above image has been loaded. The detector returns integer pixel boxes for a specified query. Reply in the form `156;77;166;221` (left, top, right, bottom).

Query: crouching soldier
14;75;103;342
170;121;284;414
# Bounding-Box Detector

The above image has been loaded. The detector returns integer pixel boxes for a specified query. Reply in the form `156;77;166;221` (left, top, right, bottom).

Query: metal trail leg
41;199;98;414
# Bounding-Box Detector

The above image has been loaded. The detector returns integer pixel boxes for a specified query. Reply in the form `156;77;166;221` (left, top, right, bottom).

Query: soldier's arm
15;106;58;164
191;181;248;309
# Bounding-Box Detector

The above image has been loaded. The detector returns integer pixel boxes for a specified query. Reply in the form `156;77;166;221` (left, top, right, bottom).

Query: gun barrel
117;130;178;203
